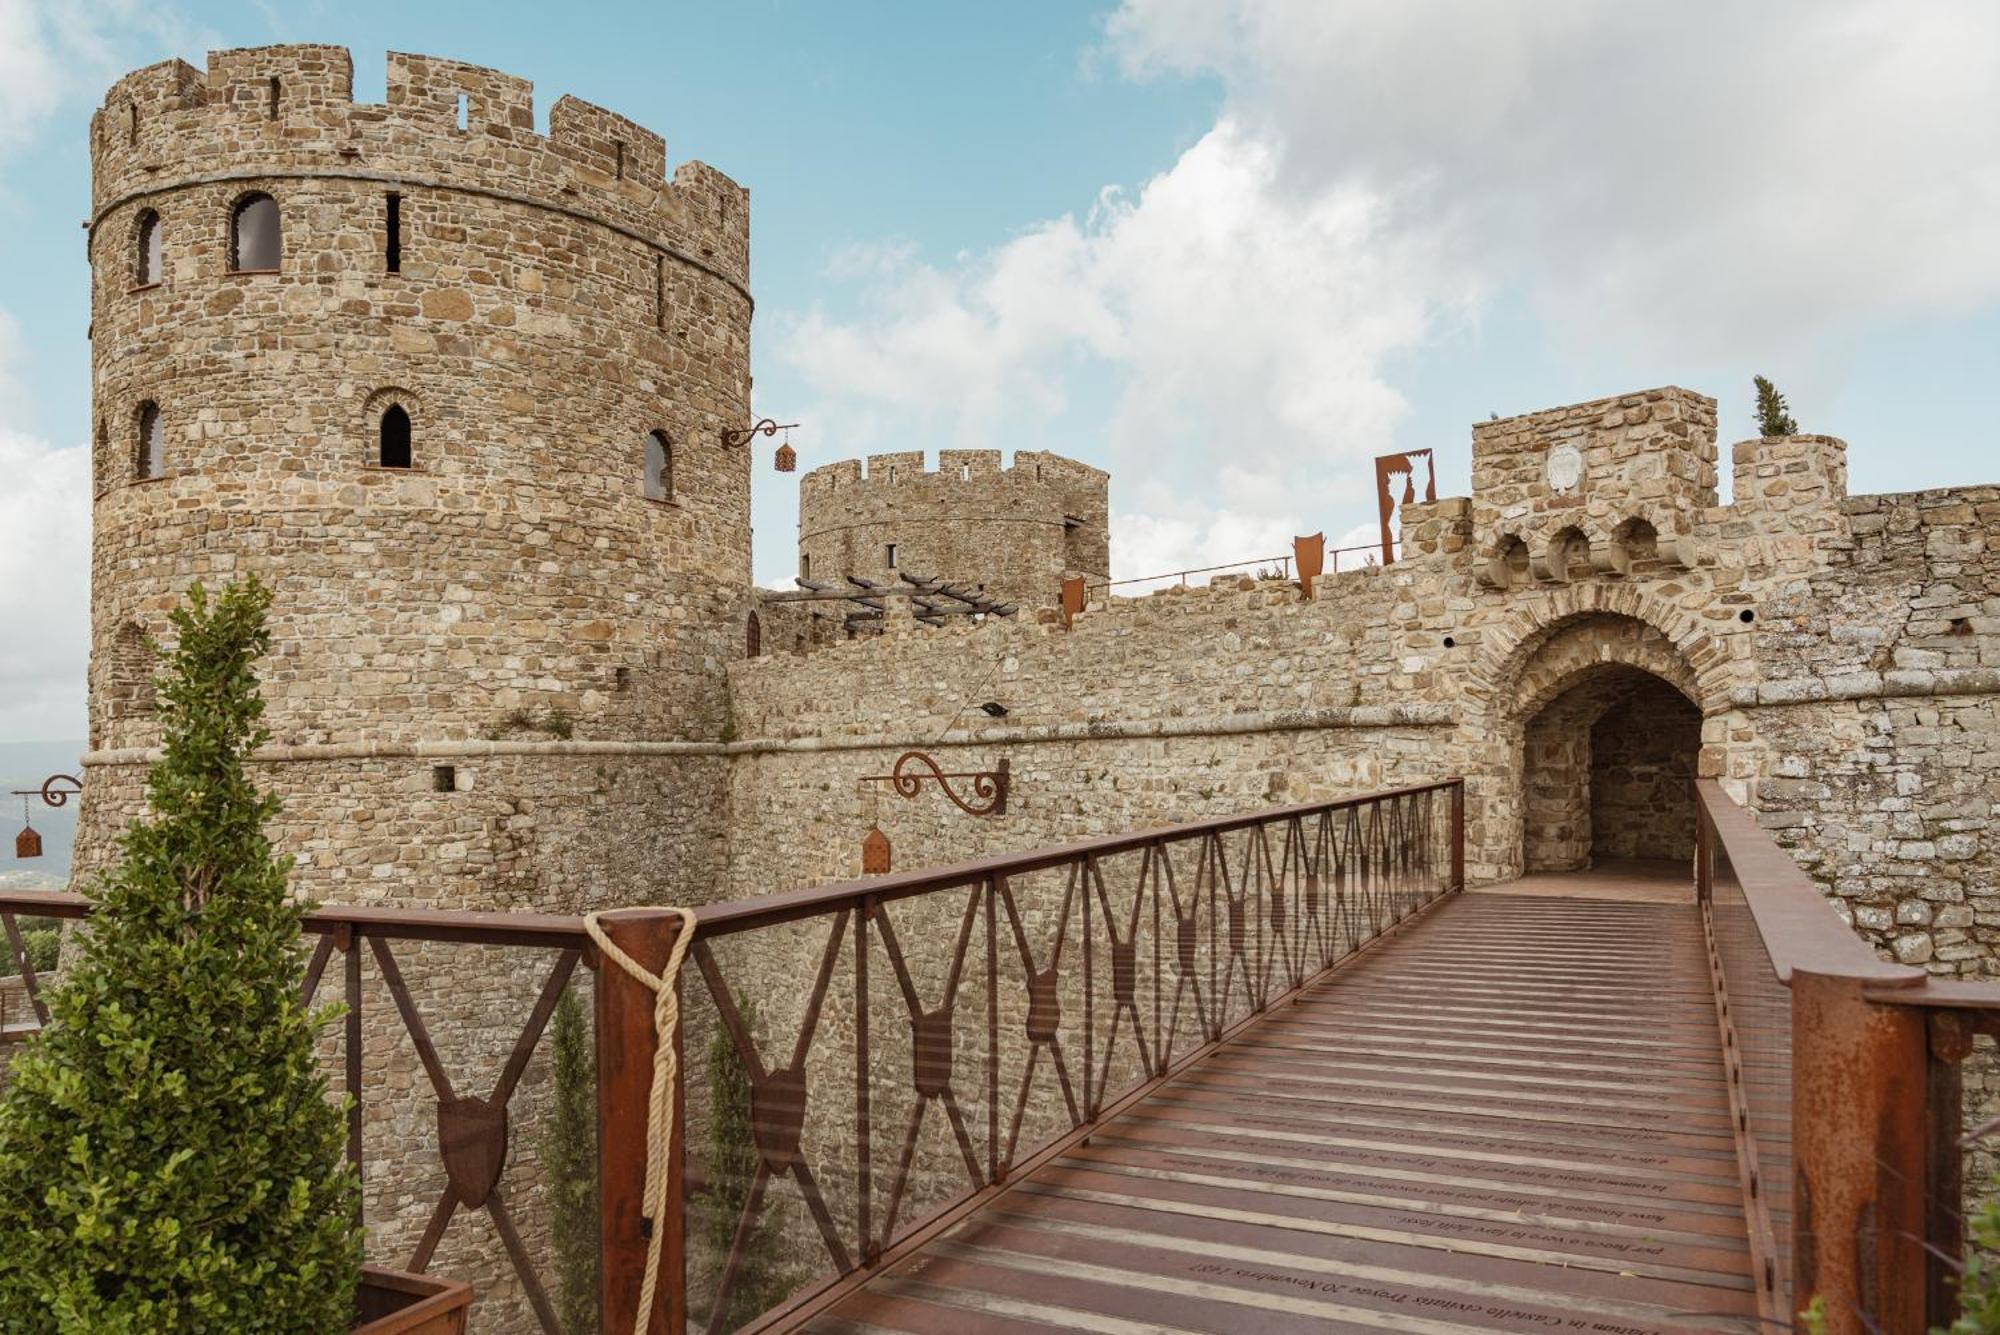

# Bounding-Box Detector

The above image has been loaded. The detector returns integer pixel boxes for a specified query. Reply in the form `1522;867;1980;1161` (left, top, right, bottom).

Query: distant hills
1;740;87;887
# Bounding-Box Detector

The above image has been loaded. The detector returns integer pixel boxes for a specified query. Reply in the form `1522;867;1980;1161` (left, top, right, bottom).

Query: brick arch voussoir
1471;583;1735;721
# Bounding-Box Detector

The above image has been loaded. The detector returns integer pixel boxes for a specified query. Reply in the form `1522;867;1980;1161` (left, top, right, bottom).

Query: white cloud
778;1;2000;581
0;313;89;740
779;121;1476;576
1108;0;2000;362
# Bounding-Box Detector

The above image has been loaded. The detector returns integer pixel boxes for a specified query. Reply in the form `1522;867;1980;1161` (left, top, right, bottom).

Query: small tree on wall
1753;375;1799;436
0;577;361;1331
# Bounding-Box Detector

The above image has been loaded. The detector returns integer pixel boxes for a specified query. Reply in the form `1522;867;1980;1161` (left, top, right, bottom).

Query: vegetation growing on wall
1754;374;1799;437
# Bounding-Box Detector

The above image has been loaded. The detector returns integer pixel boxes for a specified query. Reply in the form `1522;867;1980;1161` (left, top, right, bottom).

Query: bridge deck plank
808;879;1762;1333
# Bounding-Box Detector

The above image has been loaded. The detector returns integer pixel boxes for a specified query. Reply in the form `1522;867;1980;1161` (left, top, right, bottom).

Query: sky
1;0;1998;748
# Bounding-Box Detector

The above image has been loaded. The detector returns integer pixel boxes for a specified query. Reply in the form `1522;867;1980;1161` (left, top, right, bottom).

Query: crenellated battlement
91;46;748;284
800;448;1106;497
797;449;1110;609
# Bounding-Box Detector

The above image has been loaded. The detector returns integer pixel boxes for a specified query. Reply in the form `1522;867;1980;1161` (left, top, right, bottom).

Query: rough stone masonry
59;42;2000;1333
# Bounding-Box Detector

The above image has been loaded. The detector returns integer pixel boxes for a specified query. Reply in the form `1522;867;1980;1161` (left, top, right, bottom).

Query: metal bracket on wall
861;751;1009;816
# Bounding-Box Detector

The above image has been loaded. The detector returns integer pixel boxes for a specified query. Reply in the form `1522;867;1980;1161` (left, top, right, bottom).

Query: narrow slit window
886;543;898;569
136;210;162;285
746;612;762;659
127;102;139;144
644;431;673;501
135;401;164;480
268;76;280;119
379;404;412;468
614;140;626;179
230;193;281;272
455;93;469;131
801;553;811;581
385;193;402;273
655;255;666;330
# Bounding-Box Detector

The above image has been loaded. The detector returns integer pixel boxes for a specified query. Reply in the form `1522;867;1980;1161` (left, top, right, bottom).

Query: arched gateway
1478;602;1725;879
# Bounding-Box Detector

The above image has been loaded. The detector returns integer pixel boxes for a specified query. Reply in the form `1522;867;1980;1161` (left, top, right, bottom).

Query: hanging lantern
774;442;796;472
861;825;891;874
14;796;41;859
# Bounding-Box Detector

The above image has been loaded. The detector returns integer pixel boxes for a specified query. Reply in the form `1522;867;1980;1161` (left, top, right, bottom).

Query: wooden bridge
3;779;1992;1334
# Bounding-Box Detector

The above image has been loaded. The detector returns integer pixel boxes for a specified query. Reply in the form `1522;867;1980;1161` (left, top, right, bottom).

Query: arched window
135;210;162;285
379;404;412;468
644;431;673;501
135;401;164;480
230;193;281;272
746;612;762;658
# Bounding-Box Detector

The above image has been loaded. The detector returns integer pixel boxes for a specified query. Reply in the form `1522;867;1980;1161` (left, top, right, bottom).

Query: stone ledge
1732;666;2000;708
80;703;1455;768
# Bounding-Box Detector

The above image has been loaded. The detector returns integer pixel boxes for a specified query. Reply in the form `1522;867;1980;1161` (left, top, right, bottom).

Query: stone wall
1591;683;1701;862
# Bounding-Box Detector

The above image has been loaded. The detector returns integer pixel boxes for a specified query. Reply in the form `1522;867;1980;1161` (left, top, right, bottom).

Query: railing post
1450;781;1465;892
1790;971;1929;1334
1694;796;1713;906
1926;1011;1969;1328
596;909;687;1335
339;923;363;1228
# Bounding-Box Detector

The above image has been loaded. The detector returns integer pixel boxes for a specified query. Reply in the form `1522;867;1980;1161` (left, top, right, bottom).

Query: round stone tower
797;448;1109;609
79;46;755;913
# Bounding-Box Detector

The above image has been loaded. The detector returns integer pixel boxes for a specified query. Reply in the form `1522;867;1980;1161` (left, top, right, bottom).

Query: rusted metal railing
0;778;1463;1333
1697;778;2000;1334
673;779;1463;1331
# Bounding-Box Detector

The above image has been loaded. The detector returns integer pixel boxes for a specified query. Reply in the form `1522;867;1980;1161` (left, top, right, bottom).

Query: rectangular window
385;193;402;273
886;543;898;569
268;76;280;119
455;93;470;132
432;765;457;793
655;255;666;330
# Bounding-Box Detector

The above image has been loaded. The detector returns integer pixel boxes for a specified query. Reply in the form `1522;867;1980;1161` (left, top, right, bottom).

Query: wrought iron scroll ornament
13;773;82;808
719;417;799;450
863;751;1009;816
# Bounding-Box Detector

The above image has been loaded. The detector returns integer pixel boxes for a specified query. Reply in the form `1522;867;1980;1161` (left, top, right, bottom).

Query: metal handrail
692;778;1465;939
1696;778;1919;986
1695;778;2000;1334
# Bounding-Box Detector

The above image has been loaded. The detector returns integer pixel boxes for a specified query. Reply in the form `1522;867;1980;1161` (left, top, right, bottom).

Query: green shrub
0;577;361;1331
1940;1178;2000;1333
539;985;599;1334
1;917;61;977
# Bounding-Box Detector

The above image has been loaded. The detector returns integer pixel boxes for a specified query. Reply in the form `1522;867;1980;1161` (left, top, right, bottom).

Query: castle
69;46;2000;1329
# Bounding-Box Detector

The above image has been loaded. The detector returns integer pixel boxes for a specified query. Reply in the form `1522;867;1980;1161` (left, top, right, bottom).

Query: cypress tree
0;577;361;1331
1753;375;1799;437
539;985;599;1334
